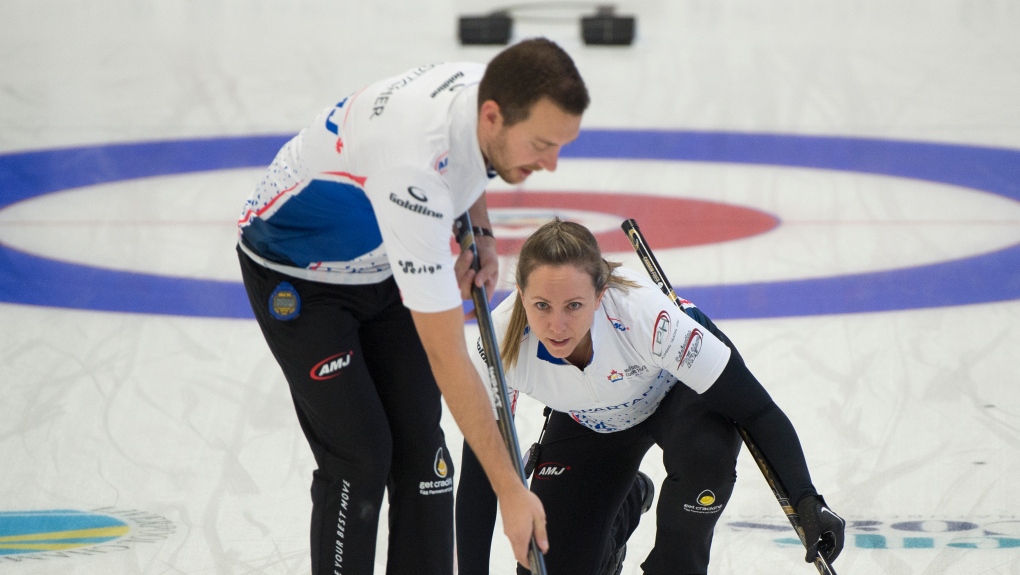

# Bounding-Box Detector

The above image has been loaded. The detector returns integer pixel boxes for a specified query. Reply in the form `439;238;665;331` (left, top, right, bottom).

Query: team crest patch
269;282;300;320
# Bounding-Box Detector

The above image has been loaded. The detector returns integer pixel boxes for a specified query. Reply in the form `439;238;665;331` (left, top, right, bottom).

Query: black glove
796;495;845;564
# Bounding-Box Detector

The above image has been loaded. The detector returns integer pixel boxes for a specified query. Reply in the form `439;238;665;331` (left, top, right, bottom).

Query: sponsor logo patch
607;370;624;383
406;186;428;202
430;71;465;98
311;351;354;380
418;477;453;496
651;311;670;357
398;260;442;275
684;489;724;514
676;328;704;369
608;316;629;332
624;365;648;378
419;453;454;495
434;152;449;174
389;192;443;218
434;448;449;478
534;463;570;479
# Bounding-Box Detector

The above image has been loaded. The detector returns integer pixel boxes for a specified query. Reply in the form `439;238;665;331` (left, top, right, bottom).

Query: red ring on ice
485;191;779;255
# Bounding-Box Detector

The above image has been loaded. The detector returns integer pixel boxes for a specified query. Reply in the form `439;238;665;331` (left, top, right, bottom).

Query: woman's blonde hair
501;219;638;369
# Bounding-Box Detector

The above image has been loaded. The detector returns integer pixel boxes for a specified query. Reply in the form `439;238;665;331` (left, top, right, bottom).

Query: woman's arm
698;341;819;506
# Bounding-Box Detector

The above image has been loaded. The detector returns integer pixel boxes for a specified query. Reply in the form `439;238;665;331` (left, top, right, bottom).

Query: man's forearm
467;191;491;230
411;307;521;497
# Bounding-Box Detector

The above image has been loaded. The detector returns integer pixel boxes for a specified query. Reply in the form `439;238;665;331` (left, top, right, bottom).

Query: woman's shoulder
605;266;671;316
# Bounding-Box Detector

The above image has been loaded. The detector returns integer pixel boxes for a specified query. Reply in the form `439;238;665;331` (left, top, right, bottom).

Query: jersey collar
536;342;569;365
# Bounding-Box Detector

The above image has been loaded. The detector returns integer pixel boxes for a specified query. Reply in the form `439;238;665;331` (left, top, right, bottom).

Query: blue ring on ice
1;131;1018;319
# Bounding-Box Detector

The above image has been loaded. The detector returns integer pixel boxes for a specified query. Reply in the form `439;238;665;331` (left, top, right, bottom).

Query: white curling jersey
478;267;733;433
237;62;491;313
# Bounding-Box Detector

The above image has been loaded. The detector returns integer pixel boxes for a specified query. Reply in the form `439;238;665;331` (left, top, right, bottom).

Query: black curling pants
457;383;743;575
240;249;454;575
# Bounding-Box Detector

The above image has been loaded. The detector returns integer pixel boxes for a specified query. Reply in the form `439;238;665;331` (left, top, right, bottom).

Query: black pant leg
456;441;499;574
359;298;454;575
607;472;652;559
240;250;400;575
643;385;743;575
517;412;653;575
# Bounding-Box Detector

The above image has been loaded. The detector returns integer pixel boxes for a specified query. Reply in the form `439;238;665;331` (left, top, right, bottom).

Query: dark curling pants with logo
239;249;454;575
456;385;742;575
457;330;744;575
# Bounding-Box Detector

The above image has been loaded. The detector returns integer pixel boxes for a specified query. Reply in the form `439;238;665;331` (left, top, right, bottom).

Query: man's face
481;97;583;184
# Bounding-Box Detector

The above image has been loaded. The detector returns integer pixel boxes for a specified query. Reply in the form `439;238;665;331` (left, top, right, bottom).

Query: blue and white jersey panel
477;267;732;433
238;169;386;276
238;62;489;312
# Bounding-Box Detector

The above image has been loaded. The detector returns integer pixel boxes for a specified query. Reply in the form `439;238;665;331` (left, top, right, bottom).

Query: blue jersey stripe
240;179;382;267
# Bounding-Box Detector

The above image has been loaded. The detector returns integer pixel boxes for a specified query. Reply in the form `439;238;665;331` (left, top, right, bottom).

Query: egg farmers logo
726;515;1020;550
419;448;453;496
684;490;723;514
434;447;449;478
0;508;174;563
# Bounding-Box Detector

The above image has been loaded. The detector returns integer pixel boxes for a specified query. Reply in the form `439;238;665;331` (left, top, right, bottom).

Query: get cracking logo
684;490;723;514
419;448;454;496
434;448;449;478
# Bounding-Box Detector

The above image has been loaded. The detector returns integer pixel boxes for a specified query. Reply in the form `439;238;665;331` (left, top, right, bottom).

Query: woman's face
519;264;606;360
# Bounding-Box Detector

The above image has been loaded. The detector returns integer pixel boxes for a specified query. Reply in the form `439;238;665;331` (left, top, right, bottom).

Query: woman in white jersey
456;219;845;575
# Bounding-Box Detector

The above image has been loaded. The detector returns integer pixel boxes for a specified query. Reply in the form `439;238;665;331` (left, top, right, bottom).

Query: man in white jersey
457;220;845;575
237;39;588;574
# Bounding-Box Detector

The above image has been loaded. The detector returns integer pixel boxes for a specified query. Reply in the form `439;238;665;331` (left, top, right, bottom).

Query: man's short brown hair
479;38;590;126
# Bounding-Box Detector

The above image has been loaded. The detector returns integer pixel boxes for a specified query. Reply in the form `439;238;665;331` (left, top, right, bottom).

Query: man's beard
487;135;535;184
494;164;524;184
